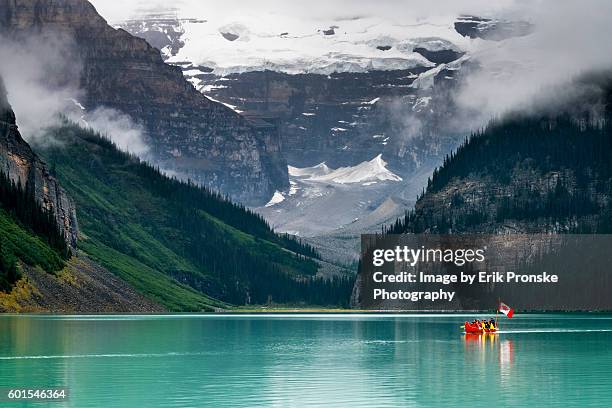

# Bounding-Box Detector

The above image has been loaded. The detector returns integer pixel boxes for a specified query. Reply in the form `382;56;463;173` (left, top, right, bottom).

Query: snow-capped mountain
93;0;536;257
107;2;476;76
288;163;331;179
258;154;413;238
107;2;487;172
305;154;402;185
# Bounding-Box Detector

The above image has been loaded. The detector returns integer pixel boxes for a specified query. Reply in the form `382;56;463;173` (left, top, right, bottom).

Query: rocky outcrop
117;12;193;60
413;47;465;64
0;0;288;205
0;77;78;247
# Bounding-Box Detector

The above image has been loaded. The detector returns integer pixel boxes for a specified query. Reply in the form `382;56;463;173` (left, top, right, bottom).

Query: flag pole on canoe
496;297;500;327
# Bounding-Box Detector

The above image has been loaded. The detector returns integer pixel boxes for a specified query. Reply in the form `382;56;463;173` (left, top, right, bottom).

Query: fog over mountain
87;0;612;260
0;33;149;155
92;0;612;121
456;1;612;125
0;33;80;141
92;0;514;25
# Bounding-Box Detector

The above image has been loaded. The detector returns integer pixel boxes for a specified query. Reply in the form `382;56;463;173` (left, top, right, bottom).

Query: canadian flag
499;302;514;318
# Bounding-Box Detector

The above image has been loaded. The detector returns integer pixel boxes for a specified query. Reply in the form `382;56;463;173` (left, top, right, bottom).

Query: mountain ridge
0;0;288;205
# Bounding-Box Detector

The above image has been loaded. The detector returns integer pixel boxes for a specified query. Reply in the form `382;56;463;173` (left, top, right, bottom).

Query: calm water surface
0;314;611;407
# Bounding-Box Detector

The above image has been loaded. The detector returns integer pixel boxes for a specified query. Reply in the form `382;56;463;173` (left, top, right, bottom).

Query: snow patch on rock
292;154;402;185
288;162;331;178
265;191;286;207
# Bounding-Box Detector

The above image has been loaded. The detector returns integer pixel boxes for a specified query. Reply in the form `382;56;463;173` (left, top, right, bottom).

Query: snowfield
265;191;286;207
257;156;432;238
288;162;331;179
168;16;455;75
288;154;402;185
101;1;487;76
309;155;402;184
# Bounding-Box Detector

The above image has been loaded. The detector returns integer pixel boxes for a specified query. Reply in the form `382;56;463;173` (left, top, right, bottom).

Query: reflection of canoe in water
463;321;498;334
464;333;497;342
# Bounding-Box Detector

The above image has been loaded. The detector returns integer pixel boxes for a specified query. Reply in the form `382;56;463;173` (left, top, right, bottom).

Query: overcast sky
90;0;517;24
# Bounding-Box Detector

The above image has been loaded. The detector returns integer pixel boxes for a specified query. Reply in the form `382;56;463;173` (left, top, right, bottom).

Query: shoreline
2;310;612;317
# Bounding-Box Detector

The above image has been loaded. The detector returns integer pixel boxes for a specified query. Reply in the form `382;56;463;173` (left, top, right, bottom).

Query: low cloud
455;0;612;126
0;32;150;156
0;32;81;140
80;107;150;156
92;0;513;25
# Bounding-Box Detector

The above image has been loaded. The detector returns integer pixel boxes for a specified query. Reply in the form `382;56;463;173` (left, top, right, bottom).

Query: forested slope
388;116;612;234
39;122;354;310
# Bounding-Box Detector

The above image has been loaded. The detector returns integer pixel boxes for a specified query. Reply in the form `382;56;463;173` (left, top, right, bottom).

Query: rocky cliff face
180;57;468;176
0;256;164;313
0;0;287;205
0;77;78;247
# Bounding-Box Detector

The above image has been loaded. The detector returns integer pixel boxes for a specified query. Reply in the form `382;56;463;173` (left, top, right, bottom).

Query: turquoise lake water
0;314;611;407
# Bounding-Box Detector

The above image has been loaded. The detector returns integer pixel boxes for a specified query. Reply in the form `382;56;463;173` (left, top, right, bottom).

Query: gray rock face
454;15;533;41
0;0;287;205
187;68;465;174
118;13;189;59
0;77;78;248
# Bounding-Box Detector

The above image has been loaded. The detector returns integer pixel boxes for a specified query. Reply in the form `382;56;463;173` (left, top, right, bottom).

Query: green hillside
0;171;70;291
39;121;353;310
0;210;65;291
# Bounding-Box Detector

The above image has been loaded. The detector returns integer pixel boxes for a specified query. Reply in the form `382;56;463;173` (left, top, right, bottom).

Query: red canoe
464;321;498;334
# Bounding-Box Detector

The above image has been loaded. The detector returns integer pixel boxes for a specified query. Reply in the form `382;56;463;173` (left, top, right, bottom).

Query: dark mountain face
118;14;189;59
389;98;612;235
413;47;465;64
381;71;612;235
184;66;469;177
454;15;533;41
0;76;78;248
0;0;288;205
